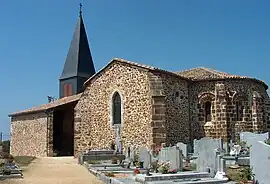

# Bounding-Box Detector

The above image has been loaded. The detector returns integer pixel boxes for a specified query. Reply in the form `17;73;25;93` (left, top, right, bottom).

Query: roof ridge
84;58;268;90
200;67;232;76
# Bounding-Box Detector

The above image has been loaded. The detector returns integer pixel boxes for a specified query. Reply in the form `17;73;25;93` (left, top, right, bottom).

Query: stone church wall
147;72;190;147
74;63;152;156
190;79;269;142
10;112;48;157
162;74;190;145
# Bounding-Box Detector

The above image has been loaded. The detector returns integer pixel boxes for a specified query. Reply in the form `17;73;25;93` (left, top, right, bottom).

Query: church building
9;8;270;157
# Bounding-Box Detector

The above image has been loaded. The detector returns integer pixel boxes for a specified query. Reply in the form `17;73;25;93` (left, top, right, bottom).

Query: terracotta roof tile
175;67;267;88
9;93;81;116
85;58;267;89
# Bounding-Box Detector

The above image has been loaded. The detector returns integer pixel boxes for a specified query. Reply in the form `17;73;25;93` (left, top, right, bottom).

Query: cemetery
0;143;36;180
0;154;24;179
79;131;270;184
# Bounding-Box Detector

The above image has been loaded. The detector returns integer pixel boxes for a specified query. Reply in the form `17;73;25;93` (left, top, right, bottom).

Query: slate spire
59;4;96;98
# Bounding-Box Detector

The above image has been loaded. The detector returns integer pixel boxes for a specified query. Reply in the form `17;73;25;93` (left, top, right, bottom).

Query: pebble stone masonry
9;58;270;157
73;59;270;157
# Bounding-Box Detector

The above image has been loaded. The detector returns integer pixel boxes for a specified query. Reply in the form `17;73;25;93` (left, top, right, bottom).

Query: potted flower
238;167;254;184
157;161;170;174
135;161;141;168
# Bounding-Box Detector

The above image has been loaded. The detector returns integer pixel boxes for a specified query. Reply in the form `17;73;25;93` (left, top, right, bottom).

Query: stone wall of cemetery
10;112;49;156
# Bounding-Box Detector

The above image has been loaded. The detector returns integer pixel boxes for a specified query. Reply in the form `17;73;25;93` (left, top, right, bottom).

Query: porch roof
9;93;81;117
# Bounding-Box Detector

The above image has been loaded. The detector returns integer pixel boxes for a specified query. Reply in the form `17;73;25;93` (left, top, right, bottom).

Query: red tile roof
84;58;268;89
9;58;268;117
9;93;81;116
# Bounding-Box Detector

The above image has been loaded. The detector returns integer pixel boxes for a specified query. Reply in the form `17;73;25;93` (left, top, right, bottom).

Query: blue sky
0;0;270;139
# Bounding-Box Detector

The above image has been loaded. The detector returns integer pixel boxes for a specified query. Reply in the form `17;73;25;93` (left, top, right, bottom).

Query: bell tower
59;3;95;98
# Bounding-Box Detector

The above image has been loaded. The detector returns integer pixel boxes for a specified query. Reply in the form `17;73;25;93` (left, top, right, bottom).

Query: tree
1;140;10;153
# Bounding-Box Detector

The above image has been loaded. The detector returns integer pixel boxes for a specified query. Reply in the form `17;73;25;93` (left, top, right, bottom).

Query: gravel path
2;157;103;184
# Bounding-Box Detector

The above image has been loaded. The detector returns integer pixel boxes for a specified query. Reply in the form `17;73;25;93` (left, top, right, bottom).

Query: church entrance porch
52;102;76;156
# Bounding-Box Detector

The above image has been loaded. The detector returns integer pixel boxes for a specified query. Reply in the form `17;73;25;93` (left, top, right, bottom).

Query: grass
14;156;36;167
87;160;101;164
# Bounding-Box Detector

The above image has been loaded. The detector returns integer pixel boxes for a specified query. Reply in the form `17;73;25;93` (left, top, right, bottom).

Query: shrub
226;166;253;181
87;160;101;164
0;140;10;153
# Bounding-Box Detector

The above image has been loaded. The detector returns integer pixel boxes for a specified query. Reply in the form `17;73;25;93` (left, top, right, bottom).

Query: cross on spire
79;2;82;16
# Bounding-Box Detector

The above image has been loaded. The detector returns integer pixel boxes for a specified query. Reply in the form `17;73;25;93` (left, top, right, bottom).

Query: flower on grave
157;161;170;174
168;168;177;174
133;168;140;175
152;145;162;157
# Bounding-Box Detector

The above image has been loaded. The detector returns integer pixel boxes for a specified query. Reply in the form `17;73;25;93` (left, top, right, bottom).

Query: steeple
59;4;96;98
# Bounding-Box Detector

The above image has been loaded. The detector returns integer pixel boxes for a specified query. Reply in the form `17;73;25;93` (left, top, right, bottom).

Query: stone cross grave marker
158;146;183;171
176;142;187;158
193;139;199;156
115;125;122;153
139;147;151;169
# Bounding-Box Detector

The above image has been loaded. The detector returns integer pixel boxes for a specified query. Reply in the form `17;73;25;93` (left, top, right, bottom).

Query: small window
68;84;72;96
63;84;68;97
63;84;72;97
112;92;122;125
205;101;211;122
175;91;179;98
236;101;243;121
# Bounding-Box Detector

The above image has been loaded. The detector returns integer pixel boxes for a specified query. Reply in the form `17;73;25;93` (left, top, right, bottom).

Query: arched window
236;101;243;121
112;92;122;125
205;101;211;122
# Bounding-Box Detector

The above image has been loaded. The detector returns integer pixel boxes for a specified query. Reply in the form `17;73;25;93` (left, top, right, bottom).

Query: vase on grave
111;157;118;164
139;162;144;168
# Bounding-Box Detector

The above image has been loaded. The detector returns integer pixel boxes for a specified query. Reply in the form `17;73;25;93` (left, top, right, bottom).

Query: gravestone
158;146;183;171
176;142;187;158
139;147;151;169
250;141;270;183
240;132;269;147
195;137;223;177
